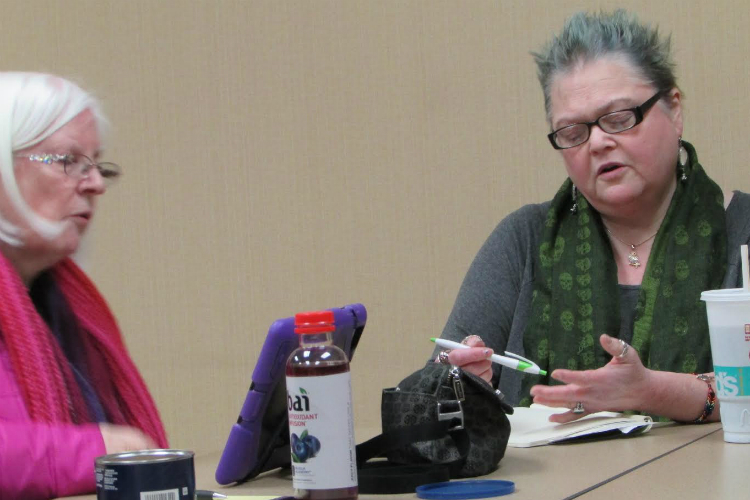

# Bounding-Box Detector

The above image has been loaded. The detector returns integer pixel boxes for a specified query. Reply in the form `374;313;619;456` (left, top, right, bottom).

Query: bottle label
286;372;357;489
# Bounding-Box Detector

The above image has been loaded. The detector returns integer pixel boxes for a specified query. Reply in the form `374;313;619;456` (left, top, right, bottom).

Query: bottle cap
294;310;336;334
415;480;515;499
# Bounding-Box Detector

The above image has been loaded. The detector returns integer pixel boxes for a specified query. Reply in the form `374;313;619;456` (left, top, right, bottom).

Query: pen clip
504;351;539;368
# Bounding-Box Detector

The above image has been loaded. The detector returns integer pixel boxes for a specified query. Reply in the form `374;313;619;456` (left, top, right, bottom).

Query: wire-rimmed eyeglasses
547;91;664;150
21;153;121;186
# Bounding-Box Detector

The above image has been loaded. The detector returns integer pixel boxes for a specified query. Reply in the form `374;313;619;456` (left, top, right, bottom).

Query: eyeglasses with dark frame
20;153;122;186
547;91;664;150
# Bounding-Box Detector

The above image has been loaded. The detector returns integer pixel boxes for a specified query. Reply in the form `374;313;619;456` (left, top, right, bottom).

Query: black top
29;272;107;422
618;285;641;345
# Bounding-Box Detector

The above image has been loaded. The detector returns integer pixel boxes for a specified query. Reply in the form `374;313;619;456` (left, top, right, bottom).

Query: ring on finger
618;339;630;358
461;334;483;345
572;401;586;414
437;350;451;365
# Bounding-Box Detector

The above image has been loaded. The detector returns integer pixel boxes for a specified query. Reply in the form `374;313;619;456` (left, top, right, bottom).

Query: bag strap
357;462;449;495
356;419;470;494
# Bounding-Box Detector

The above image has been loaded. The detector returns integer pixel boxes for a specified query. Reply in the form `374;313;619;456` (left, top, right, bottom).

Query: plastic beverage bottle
286;310;358;500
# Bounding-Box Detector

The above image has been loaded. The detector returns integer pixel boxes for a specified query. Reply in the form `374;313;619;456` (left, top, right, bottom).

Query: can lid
415;480;515;499
95;449;194;465
701;288;750;302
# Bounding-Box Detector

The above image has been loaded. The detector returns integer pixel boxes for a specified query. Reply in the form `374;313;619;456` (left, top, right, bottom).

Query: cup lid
701;288;750;301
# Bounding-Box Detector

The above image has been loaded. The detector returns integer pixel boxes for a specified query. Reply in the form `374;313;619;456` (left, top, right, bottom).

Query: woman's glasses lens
96;162;121;181
64;154;121;185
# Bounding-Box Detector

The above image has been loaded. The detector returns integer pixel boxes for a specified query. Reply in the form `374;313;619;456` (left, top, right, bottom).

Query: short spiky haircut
532;10;678;121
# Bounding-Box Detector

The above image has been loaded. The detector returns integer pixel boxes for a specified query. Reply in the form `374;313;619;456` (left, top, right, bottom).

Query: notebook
215;303;367;485
507;404;654;448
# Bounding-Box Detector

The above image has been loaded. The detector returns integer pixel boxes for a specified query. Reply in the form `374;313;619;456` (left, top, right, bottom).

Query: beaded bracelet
692;374;716;424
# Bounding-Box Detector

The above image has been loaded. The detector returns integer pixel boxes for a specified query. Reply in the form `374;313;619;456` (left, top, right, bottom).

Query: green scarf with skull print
519;141;726;406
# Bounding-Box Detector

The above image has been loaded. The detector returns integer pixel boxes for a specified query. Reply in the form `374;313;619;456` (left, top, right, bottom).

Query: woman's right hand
99;423;157;454
436;335;494;384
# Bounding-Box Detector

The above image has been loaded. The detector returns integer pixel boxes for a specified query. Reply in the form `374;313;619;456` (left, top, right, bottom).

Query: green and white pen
430;338;547;376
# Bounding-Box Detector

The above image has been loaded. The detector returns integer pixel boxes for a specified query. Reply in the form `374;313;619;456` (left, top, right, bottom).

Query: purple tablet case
215;303;367;485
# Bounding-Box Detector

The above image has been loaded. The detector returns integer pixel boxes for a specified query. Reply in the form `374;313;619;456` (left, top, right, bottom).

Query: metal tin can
95;449;195;500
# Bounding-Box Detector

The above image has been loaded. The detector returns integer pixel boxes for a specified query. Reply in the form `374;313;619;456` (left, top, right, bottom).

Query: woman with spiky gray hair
435;10;750;424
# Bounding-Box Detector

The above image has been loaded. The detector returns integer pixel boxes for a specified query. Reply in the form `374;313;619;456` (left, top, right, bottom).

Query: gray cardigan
439;191;750;405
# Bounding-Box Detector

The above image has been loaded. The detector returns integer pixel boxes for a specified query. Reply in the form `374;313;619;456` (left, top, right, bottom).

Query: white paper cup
701;288;750;443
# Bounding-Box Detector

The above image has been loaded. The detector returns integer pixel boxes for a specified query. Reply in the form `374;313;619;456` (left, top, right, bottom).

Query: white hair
0;72;108;245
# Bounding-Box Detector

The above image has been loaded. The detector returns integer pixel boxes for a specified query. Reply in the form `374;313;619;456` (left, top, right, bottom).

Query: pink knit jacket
0;340;106;499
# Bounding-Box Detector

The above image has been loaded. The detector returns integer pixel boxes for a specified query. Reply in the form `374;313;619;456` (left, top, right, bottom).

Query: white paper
507;404;653;448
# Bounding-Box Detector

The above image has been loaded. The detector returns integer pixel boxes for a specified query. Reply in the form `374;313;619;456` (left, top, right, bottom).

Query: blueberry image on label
293;438;310;462
291;430;322;463
304;435;321;456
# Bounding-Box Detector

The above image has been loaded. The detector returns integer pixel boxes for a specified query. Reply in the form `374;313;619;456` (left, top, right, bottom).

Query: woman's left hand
529;334;652;423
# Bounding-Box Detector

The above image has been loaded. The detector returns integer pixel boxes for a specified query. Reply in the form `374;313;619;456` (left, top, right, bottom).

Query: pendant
627;249;641;268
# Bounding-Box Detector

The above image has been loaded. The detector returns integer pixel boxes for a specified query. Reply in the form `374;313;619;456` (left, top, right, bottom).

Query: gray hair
0;72;108;245
532;10;678;120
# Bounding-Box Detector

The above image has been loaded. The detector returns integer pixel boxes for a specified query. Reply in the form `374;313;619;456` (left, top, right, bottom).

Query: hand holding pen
432;337;546;376
434;335;495;382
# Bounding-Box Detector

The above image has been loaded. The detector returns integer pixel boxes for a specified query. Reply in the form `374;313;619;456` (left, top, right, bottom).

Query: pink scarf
0;254;168;447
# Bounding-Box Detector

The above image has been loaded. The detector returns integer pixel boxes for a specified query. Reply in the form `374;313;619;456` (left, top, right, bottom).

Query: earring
678;137;688;181
570;184;578;214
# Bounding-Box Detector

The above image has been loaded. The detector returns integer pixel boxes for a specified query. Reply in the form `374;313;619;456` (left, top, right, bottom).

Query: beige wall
1;0;748;453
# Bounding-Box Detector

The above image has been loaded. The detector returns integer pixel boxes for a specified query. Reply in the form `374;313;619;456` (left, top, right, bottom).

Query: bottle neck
299;331;334;347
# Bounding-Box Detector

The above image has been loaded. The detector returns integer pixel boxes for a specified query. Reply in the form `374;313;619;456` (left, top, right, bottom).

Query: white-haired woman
436;11;750;424
0;72;167;499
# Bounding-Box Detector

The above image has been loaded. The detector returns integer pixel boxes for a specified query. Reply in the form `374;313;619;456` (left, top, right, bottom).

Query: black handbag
356;363;513;493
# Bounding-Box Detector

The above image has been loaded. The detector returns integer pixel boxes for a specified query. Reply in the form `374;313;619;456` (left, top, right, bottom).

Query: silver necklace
604;227;657;268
